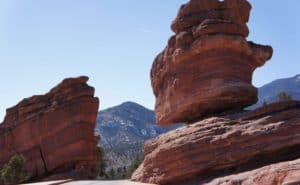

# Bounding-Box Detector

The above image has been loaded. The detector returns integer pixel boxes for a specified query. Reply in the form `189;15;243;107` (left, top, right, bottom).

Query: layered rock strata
0;76;100;180
132;101;300;185
133;1;299;184
204;158;300;185
151;0;273;125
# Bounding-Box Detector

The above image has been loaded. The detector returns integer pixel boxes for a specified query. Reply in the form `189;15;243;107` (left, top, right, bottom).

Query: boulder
132;101;300;185
0;76;100;180
151;0;273;125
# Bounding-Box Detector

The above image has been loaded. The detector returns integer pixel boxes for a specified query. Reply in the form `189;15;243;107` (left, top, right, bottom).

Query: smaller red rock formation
132;101;300;185
151;0;273;125
0;76;100;180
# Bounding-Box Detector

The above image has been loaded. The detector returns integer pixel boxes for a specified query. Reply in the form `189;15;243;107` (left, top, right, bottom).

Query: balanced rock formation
132;1;300;184
151;0;273;125
132;101;300;185
0;76;100;180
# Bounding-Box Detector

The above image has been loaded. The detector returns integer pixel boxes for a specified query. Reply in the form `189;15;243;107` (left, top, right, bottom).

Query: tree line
97;146;143;180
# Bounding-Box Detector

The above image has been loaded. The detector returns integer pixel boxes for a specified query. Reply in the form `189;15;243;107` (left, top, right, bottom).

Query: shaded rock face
151;0;273;125
0;76;100;180
132;101;300;185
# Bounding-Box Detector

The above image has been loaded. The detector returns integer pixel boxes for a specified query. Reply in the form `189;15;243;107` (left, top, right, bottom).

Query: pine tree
122;166;127;179
126;154;143;178
277;91;293;102
97;145;109;179
0;154;29;185
262;99;268;107
109;168;116;180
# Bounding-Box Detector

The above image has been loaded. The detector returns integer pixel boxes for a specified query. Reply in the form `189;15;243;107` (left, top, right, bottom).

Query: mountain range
95;102;180;170
96;74;300;170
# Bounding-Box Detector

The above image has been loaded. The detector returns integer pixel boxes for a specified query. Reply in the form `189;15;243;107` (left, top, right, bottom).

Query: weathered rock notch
0;76;100;181
151;0;273;126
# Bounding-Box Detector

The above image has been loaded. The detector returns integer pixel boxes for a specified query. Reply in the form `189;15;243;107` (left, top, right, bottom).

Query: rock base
132;101;300;185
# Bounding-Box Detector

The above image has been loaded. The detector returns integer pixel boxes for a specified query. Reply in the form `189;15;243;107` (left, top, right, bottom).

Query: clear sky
0;0;299;121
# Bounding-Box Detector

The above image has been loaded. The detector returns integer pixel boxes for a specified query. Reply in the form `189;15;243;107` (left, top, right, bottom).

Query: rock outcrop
132;101;300;185
151;0;273;125
132;1;300;184
205;158;300;185
0;76;100;180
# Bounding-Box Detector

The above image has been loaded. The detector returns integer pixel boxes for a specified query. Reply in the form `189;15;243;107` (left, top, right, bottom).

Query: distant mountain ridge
95;102;179;169
96;74;300;169
251;74;300;109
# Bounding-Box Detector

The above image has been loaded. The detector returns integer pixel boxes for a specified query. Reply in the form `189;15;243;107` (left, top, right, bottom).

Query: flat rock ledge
204;158;300;185
132;101;300;185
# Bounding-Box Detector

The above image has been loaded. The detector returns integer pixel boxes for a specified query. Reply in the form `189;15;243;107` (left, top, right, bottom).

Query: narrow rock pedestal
151;0;273;125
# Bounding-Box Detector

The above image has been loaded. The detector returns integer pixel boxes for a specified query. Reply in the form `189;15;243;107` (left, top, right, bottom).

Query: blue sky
0;0;299;120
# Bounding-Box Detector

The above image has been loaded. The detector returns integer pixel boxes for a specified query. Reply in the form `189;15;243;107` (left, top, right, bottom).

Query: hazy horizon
0;0;299;121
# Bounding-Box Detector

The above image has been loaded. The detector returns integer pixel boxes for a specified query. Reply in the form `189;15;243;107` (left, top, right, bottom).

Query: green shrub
0;154;29;185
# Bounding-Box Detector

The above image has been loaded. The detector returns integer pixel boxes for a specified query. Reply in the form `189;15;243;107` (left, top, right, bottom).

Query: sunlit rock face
151;0;273;126
0;76;100;180
132;101;300;185
131;1;299;185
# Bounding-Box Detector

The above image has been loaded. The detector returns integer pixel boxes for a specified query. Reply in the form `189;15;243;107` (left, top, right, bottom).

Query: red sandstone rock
205;159;300;185
172;0;252;33
0;76;100;180
131;101;300;185
151;0;273;125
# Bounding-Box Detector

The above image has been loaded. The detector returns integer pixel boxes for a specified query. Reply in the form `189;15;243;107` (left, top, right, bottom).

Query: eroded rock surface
132;101;300;185
205;159;300;185
151;0;273;125
0;76;100;180
134;1;297;184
